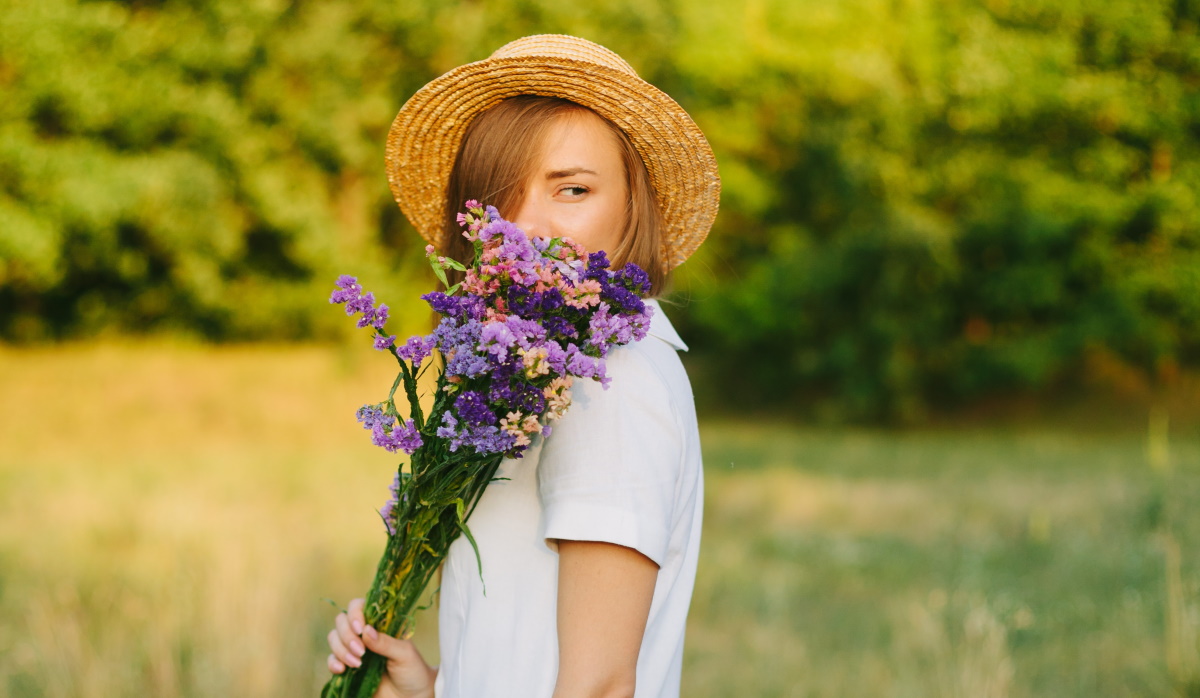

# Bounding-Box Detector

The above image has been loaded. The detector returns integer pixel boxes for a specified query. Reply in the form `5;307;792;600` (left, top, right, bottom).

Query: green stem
318;449;505;698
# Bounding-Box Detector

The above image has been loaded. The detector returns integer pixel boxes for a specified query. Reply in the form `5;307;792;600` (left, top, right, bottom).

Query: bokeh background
2;0;1199;696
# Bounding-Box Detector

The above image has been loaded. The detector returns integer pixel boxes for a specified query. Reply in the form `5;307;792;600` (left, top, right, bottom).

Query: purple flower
615;263;651;295
434;317;490;377
565;344;611;388
356;405;394;431
333;209;656;464
489;380;516;404
330;276;363;304
458;425;516;455
436;410;458;440
586;302;641;354
507;286;538;318
393;420;423;453
630;306;653;342
497;224;537;263
422;292;487;322
505;316;547;350
479;219;523;244
584;251;611;280
378;471;407;536
423;291;460;317
373;303;390;329
435;405;517;455
397;334;435;365
371;418;423;454
540;288;564;312
514;384;546;414
446;350;490;378
541;315;577;339
379;500;395;535
433;317;482;352
601;283;645;316
346;291;376;316
543;341;568;374
479;321;517;359
454;390;496;427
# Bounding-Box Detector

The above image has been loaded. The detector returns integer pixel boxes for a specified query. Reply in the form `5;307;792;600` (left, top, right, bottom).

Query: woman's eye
558;186;588;197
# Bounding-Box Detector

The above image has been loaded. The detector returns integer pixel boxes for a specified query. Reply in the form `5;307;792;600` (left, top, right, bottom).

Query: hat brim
385;55;721;273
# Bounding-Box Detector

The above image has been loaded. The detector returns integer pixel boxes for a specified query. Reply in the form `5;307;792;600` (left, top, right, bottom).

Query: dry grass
0;340;429;696
0;341;1196;697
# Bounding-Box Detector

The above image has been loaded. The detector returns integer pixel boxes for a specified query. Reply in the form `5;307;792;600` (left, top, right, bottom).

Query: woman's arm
553;540;659;698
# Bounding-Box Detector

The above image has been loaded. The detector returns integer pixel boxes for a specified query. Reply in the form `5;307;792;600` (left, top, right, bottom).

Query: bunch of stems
322;349;499;698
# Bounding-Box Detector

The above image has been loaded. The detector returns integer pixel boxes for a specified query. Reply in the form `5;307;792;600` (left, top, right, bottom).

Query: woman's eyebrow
545;167;598;179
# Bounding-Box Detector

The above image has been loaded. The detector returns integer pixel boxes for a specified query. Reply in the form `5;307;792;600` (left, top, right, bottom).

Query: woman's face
510;110;628;256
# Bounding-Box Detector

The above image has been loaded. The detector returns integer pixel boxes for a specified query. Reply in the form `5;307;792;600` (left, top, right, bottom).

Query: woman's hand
326;597;438;698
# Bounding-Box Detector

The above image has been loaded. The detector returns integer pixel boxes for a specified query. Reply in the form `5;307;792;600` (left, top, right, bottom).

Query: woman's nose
511;195;548;240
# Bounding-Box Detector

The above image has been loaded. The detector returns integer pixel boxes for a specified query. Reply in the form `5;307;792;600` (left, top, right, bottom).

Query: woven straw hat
384;34;721;272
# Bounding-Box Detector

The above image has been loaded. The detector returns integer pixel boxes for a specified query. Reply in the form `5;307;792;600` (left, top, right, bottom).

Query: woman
326;34;720;698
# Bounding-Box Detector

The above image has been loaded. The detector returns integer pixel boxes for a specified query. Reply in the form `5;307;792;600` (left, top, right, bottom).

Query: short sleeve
537;343;683;567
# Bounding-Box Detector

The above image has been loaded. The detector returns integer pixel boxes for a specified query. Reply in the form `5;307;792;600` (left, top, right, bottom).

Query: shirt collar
644;299;689;352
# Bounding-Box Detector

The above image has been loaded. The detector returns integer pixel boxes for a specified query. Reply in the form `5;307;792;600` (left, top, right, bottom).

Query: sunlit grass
0;341;1196;697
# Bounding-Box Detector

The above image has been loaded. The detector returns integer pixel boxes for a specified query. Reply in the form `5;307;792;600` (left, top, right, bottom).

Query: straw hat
384;34;721;272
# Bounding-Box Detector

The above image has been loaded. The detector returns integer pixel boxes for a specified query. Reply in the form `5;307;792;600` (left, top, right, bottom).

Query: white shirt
433;299;704;698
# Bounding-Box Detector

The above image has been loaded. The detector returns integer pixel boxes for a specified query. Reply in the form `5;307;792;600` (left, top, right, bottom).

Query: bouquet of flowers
321;201;654;698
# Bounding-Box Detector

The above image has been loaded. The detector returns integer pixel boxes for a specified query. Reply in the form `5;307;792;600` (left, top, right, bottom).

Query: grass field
0;341;1197;697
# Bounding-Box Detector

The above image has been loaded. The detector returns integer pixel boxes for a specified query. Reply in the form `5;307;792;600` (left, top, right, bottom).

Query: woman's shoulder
548;299;695;440
572;334;688;419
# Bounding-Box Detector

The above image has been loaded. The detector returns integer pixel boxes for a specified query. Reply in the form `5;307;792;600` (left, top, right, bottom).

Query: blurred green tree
1;0;1197;420
669;0;1200;420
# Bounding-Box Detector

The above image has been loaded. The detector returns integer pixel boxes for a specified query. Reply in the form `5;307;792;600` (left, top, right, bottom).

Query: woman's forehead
535;111;623;174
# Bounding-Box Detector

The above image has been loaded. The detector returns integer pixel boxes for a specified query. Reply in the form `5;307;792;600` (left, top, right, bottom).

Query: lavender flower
454;391;496;427
371;418;423;455
330;275;362;304
397;335;435;365
373;303;390;329
331;201;653;460
379;473;398;535
356;405;394;431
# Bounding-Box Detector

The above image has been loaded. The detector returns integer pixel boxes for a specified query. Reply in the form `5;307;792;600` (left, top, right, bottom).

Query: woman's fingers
361;624;416;662
347;597;366;635
327;653;346;674
327;626;362;669
325;598;370;676
335;611;366;658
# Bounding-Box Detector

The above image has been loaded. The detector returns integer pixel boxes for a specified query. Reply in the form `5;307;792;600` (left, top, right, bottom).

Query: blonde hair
441;95;668;296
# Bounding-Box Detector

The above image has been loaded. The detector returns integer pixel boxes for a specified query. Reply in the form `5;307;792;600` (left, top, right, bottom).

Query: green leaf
431;263;448;287
454;497;486;596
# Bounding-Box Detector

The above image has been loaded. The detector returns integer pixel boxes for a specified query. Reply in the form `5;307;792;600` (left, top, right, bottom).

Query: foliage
2;0;1199;419
671;0;1200;420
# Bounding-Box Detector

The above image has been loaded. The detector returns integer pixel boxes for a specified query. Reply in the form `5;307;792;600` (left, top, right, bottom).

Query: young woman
325;35;720;698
